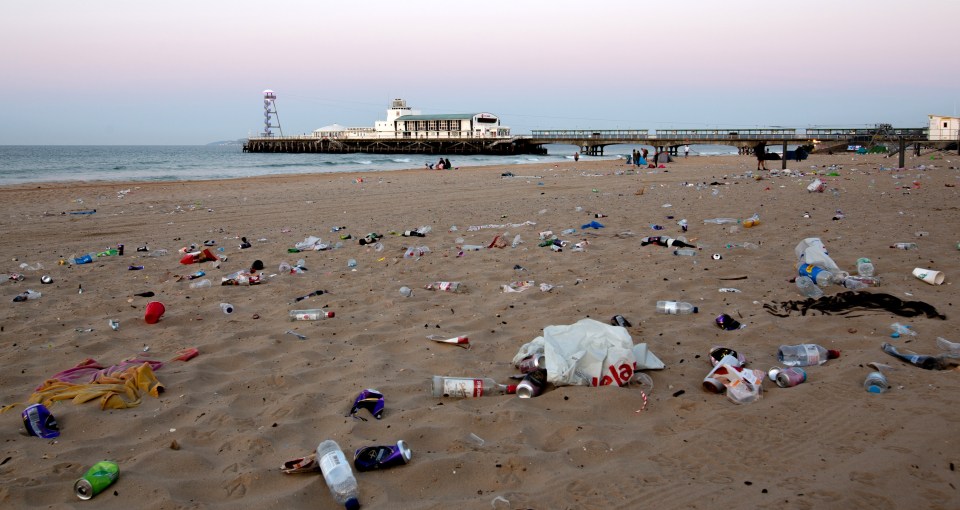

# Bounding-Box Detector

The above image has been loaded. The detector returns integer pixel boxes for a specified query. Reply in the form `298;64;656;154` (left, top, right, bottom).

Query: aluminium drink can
74;461;119;500
518;354;546;374
775;367;807;388
354;440;412;471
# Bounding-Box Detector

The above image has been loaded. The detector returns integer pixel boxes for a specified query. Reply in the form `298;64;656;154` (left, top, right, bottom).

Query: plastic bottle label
801;344;820;365
319;449;346;474
442;378;482;397
798;264;824;281
293;312;320;320
664;302;677;314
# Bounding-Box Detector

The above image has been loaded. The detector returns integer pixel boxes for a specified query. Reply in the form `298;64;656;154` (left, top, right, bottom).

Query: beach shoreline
2;152;959;509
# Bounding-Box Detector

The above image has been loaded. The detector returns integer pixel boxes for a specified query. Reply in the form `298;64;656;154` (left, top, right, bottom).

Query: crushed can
22;403;59;438
74;461;119;500
353;440;411;471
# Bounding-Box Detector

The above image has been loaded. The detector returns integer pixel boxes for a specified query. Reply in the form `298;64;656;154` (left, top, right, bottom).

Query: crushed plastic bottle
889;322;916;339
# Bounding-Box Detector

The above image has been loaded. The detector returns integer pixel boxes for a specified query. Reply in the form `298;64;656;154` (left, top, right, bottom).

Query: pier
245;126;951;168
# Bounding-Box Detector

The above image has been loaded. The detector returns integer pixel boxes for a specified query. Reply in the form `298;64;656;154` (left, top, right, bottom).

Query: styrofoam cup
912;267;944;285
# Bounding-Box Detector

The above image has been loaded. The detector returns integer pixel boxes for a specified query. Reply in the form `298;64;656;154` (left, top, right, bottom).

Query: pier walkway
245;126;947;168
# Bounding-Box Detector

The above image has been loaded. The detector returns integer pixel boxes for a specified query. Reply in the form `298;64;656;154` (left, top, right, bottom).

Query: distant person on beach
755;141;767;170
642;148;648;161
437;158;445;170
684;145;690;158
573;151;580;162
444;158;452;170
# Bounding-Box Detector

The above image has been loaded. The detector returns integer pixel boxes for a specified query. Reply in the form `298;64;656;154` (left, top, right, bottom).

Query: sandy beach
2;151;959;509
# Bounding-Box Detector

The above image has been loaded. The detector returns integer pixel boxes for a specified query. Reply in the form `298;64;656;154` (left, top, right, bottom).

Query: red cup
145;301;166;324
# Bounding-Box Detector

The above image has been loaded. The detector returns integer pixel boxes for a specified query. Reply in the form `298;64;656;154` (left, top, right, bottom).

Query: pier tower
262;89;282;137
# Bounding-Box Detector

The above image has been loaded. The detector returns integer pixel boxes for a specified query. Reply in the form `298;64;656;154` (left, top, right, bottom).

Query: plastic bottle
220;303;234;314
725;242;759;250
431;376;516;398
703;218;739;225
798;264;836;286
289;309;335;320
316;440;360;510
656;300;698;314
742;214;760;228
776;344;840;367
678;219;688;232
425;281;463;293
864;372;889;394
890;243;918;250
845;275;880;287
673;248;697;256
795;275;825;298
856;258;875;277
189;279;212;289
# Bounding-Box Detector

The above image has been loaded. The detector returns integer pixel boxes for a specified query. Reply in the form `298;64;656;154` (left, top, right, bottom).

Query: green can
74;461;119;500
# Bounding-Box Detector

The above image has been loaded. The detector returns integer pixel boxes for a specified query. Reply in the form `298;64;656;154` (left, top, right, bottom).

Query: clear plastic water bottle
656;300;698;314
864;372;889;394
189;279;212;289
856;257;875;277
890;242;918;250
316;440;360;510
777;344;840;367
795;275;824;298
798;264;835;286
673;248;697;256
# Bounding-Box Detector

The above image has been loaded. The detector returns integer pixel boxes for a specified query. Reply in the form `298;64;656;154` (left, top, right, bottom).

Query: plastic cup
399;286;412;297
145;301;166;324
220;303;234;314
912;267;944;285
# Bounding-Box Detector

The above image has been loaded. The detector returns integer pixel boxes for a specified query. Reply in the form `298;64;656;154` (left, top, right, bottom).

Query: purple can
22;403;60;438
354;440;411;471
775;367;807;388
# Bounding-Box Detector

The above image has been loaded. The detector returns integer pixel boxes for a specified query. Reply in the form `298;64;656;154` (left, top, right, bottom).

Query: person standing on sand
573;151;579;162
755;141;767;170
684;145;690;158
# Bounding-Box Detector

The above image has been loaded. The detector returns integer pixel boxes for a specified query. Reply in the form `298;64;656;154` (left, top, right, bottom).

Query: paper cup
912;267;944;285
145;301;166;324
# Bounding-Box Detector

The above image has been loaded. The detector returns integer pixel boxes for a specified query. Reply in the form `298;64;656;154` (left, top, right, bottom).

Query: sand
1;151;959;509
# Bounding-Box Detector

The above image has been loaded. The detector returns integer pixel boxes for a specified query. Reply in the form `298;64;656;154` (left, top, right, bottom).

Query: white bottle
777;344;840;367
316;440;360;510
656;300;698;314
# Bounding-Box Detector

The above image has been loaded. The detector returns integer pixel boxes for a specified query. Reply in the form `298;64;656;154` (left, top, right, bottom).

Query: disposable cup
912;267;944;285
145;301;166;324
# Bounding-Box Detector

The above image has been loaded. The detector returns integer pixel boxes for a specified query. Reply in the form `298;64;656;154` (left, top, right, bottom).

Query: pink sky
4;1;958;143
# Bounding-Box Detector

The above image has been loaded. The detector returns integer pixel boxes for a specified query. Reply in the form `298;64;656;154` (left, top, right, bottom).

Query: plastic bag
512;319;664;387
794;238;841;274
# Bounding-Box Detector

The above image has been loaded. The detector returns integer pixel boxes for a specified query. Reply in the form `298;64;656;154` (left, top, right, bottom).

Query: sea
0;143;739;186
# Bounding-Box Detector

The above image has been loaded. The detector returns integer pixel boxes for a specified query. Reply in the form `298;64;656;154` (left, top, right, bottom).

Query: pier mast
262;89;282;137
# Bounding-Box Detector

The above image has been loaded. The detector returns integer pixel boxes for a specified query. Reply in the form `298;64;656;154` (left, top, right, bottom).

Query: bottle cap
345;497;360;510
827;349;841;359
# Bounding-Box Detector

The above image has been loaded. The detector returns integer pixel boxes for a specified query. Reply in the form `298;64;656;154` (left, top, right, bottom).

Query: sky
3;0;959;145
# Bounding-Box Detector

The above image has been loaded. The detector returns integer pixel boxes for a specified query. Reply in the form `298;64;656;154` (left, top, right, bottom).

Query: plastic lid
326;311;335;318
345;497;360;510
827;349;841;359
692;307;699;313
